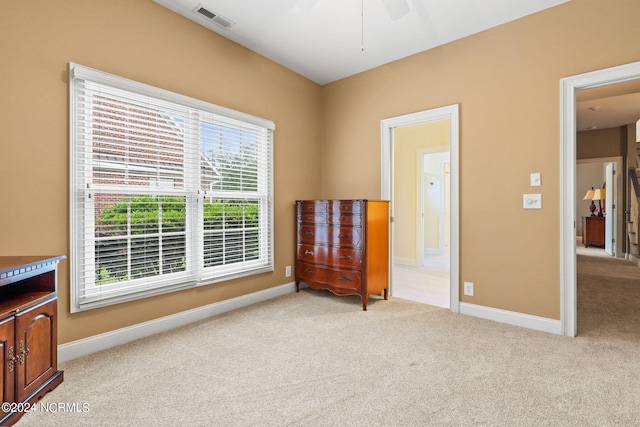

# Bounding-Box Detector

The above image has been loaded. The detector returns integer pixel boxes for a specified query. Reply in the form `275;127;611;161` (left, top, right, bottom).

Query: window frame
69;63;275;312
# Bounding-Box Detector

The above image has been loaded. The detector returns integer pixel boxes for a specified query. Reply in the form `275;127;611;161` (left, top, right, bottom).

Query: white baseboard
459;302;562;335
58;282;298;363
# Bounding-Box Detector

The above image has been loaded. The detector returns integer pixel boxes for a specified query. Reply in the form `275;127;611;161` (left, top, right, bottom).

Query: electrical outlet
464;281;474;296
285;265;292;277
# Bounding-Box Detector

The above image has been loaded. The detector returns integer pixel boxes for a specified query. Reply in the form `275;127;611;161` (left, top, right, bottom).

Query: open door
605;162;615;256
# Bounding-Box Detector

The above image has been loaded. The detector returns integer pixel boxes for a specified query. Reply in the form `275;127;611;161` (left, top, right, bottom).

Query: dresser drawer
326;269;361;292
297;225;323;244
331;226;362;247
297;244;362;268
295;261;328;283
328;247;362;269
297;201;328;213
329;200;362;214
298;225;362;247
297;244;329;265
298;213;328;224
328;214;362;226
295;262;361;292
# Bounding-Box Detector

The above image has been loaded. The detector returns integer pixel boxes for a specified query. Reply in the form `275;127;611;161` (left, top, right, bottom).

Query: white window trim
69;63;275;312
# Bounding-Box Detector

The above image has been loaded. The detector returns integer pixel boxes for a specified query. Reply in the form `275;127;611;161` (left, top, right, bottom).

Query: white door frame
560;61;640;337
381;104;460;313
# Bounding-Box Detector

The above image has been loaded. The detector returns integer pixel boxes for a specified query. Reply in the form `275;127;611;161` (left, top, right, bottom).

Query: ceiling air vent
193;5;234;29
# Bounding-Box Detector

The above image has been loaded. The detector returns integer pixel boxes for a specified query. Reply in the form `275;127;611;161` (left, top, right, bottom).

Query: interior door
605;162;615;256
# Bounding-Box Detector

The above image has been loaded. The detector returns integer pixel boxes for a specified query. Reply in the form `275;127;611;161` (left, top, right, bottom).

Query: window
70;63;274;312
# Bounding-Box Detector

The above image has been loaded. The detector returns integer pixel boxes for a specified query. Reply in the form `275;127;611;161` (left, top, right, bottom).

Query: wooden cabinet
295;200;389;310
582;216;605;248
0;256;64;425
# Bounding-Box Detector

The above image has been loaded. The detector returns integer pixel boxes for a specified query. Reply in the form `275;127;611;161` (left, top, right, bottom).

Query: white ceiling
576;80;640;132
153;0;640;132
153;0;569;85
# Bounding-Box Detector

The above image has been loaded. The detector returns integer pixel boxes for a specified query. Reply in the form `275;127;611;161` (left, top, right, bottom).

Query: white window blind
70;63;274;312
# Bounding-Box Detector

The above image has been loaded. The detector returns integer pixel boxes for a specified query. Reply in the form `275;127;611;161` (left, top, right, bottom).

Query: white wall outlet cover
523;194;542;209
530;172;541;186
463;281;474;296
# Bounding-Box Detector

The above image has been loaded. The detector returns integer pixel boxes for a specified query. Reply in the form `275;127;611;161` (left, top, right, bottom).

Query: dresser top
295;199;389;202
0;256;66;281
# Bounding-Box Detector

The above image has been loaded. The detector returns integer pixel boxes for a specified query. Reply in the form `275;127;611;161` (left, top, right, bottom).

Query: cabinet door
15;298;57;402
0;316;15;414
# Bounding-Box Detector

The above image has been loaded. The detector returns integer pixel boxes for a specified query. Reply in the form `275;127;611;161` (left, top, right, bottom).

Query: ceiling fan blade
382;0;410;20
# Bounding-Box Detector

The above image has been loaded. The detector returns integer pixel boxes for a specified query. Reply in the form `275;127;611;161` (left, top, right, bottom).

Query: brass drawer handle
338;255;353;260
337;275;352;281
305;231;314;235
305;269;314;274
18;340;29;365
7;346;15;373
304;250;314;256
338;234;352;239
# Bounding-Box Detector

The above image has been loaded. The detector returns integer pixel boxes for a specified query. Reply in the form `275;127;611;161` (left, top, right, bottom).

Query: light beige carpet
20;252;640;426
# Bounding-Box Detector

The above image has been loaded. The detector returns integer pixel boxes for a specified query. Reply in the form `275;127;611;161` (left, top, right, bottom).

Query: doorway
561;61;640;337
381;105;460;313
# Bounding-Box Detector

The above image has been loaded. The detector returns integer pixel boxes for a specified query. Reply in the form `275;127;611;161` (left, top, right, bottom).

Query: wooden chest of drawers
295;200;389;310
582;216;605;248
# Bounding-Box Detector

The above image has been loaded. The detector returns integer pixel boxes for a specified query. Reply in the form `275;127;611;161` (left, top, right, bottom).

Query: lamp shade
583;188;595;200
592;188;605;201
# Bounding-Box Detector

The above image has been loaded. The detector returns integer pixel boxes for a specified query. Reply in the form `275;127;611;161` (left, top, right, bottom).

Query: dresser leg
295;281;299;292
383;288;388;300
362;295;368;311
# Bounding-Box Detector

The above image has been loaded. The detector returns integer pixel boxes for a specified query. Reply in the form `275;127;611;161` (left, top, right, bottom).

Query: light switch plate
523;194;542;209
530;172;541;187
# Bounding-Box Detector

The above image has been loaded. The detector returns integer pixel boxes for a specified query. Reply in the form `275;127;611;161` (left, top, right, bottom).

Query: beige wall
577;127;626;160
393;121;449;263
0;0;322;343
320;0;640;319
2;0;640;342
